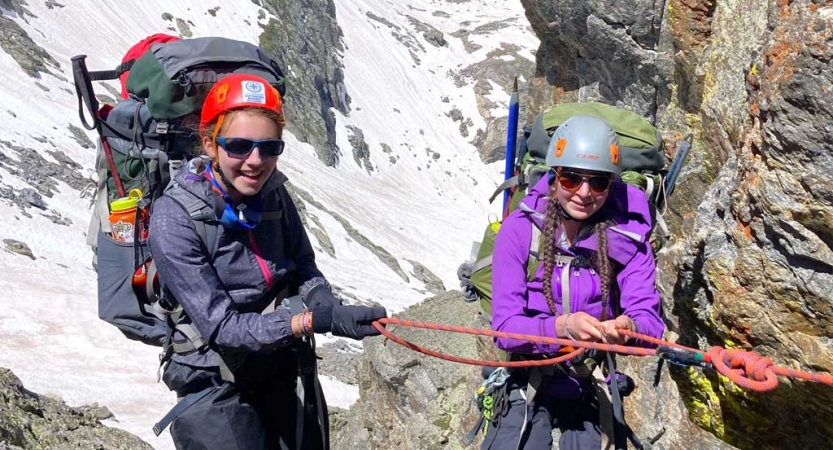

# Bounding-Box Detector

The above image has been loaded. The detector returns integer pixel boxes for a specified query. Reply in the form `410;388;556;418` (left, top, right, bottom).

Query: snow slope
0;1;537;448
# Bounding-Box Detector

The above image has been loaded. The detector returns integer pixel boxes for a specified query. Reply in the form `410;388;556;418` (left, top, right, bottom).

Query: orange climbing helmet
199;73;283;135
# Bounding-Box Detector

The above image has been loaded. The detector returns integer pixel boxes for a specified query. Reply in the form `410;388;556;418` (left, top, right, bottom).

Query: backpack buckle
517;171;526;186
156;121;169;134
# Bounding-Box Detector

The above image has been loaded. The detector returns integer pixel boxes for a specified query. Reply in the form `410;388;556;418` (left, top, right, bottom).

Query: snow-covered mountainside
0;0;537;448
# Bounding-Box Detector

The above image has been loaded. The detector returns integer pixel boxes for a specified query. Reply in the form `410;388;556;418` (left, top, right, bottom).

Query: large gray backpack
95;174;219;348
73;36;286;347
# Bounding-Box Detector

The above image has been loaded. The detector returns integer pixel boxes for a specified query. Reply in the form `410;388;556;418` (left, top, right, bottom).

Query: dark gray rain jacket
149;161;326;369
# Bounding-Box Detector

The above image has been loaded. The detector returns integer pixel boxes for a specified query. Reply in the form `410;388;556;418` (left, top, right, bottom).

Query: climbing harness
462;367;512;445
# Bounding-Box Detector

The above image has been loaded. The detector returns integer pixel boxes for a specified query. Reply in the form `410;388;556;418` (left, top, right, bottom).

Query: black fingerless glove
311;304;387;340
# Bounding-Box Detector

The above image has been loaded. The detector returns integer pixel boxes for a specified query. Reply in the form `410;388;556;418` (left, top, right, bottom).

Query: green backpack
461;102;672;319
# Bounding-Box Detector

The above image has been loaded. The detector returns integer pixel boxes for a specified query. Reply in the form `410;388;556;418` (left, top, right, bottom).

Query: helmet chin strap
212;158;238;196
209;113;240;197
557;202;581;221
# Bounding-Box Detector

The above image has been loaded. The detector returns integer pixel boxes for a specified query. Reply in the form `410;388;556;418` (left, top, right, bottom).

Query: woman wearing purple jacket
482;115;664;450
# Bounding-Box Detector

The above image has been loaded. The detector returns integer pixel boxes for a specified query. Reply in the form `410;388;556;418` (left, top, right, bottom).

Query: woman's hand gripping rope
371;318;833;393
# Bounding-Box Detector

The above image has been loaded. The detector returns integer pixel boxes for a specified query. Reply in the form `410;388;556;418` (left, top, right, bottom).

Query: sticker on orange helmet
214;83;229;105
242;81;266;104
610;143;620;165
555;138;567;158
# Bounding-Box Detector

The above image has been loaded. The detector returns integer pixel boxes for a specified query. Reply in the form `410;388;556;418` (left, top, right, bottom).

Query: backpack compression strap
88;60;135;82
487;159;548;205
159;184;223;370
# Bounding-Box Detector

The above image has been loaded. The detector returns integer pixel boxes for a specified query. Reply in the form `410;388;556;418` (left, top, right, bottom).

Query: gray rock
0;368;151;449
399;16;446;57
450;18;516;54
310;226;335;259
3;239;34;259
0;0;35;20
260;0;350;166
207;7;220;17
175;18;193;37
471;116;507;163
40;209;73;226
406;259;446;294
520;0;665;121
365;11;399;31
346;125;373;172
95;93;116;106
67;123;94;149
455;42;534;162
316;340;361;385
447;108;464;122
283;182;310;228
423;29;447;47
161;12;173;21
0;15;59;77
75;403;114;421
20;188;46;209
0;139;87;202
100;82;121;99
331;291;491;449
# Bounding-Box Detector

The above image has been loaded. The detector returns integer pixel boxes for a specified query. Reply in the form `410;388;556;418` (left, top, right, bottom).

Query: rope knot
709;347;779;392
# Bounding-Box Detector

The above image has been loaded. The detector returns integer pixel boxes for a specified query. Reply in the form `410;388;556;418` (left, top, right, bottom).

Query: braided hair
541;184;613;317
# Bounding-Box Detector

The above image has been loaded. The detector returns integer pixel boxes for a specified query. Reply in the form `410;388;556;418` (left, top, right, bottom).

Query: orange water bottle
109;189;143;243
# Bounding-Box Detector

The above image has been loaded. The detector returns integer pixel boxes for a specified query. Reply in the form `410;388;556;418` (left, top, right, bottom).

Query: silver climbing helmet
545;115;621;175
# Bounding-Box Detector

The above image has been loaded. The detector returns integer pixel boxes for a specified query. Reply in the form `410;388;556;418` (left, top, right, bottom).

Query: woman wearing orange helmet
148;73;387;450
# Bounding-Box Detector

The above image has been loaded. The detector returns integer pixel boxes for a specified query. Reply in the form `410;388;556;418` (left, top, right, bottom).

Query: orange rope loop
373;318;833;392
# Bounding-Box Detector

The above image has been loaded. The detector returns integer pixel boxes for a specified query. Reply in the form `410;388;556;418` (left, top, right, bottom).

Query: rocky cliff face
0;1;60;78
0;368;151;450
259;0;350;167
520;0;672;121
523;0;833;448
331;291;491;450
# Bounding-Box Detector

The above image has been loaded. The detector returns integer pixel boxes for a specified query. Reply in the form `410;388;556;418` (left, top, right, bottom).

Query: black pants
164;348;328;450
480;372;627;450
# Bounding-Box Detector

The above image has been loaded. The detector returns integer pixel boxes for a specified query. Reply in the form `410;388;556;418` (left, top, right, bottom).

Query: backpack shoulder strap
265;182;290;223
519;201;545;281
521;201;578;312
527;222;542;281
157;180;238;381
164;182;220;259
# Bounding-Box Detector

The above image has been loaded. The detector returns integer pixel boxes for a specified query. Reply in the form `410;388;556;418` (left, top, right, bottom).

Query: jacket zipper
247;229;273;291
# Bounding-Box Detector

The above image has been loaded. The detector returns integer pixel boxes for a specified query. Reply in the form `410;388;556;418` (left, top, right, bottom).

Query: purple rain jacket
491;176;664;396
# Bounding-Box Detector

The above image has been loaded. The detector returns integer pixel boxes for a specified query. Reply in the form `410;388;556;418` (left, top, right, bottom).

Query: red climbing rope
373;318;833;393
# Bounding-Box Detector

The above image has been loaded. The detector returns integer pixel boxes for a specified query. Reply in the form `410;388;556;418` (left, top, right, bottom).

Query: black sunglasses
215;137;285;158
556;169;612;193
